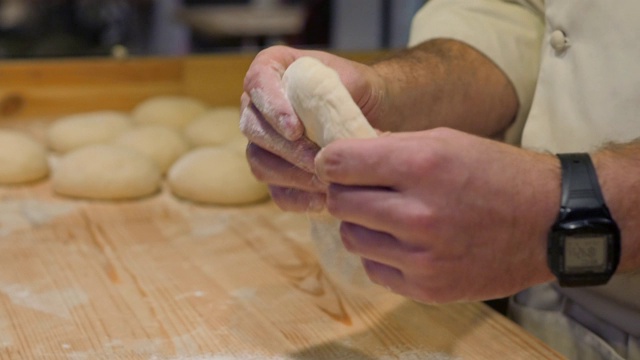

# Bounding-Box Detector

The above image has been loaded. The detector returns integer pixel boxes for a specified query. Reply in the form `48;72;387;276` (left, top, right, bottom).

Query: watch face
563;234;609;274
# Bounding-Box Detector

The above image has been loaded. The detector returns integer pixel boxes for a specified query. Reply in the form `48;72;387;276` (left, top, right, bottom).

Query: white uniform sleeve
409;0;545;144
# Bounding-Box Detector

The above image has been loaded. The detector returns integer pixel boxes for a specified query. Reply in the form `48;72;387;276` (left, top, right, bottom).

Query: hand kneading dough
132;96;208;129
283;56;379;291
113;125;190;173
0;130;49;184
52;145;161;200
183;107;243;147
168;147;269;205
48;111;132;153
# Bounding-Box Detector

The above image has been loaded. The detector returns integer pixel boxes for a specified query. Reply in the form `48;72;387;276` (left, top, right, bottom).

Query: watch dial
564;235;608;273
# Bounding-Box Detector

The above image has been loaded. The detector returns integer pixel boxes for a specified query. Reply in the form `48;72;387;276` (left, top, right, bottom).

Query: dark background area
0;0;332;58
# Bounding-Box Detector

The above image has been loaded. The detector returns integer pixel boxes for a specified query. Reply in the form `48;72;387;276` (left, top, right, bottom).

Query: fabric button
550;29;570;52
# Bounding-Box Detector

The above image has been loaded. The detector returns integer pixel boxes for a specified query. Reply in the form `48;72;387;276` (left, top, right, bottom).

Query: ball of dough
183;107;242;147
0;130;49;184
113;125;190;174
132;96;208;129
168;147;269;205
222;136;249;154
48;111;133;153
52;144;161;200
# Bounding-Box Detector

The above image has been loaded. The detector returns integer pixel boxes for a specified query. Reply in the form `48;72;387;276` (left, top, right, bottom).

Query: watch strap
557;153;608;218
558;274;613;288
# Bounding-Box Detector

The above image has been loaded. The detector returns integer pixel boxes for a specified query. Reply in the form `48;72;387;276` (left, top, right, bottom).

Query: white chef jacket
409;1;640;359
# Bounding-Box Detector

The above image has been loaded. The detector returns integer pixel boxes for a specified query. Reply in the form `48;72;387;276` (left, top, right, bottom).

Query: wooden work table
0;54;564;359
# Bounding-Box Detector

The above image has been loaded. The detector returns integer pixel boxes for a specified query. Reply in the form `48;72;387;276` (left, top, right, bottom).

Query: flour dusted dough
283;57;377;146
52;144;161;200
0;130;49;184
283;56;378;290
167;147;269;206
132;96;208;129
183;107;243;147
48;111;132;153
113;125;190;174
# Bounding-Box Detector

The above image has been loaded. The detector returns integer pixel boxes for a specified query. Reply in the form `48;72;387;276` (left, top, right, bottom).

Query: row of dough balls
0;96;269;206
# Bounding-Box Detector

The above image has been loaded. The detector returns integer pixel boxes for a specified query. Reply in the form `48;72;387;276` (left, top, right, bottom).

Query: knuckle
239;107;260;138
399;204;435;235
404;251;433;275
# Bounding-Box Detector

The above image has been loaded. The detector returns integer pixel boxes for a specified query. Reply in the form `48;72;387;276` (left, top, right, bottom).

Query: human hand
315;128;559;303
240;45;384;212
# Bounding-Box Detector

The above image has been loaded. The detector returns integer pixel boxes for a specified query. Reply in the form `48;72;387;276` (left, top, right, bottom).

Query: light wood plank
0;182;564;359
0;54;563;359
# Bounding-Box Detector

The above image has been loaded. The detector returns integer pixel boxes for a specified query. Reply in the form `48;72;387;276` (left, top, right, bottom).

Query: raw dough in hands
52;144;162;200
283;57;376;146
0;130;49;184
48;111;132;153
283;56;379;292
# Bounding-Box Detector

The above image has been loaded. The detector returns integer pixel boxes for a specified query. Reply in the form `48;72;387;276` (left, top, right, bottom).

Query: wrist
530;152;562;284
592;147;640;273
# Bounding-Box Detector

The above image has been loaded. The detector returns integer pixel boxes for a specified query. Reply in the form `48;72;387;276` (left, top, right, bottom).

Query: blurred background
0;0;426;59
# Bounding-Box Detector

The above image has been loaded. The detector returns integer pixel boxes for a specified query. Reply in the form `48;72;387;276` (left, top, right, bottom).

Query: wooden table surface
0;179;564;359
0;54;563;359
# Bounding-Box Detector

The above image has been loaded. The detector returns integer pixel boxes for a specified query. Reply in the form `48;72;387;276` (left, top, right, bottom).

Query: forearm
593;141;640;273
369;39;518;138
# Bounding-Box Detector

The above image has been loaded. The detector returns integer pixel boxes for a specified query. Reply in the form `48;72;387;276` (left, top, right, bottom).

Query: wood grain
0;183;564;359
0;54;564;359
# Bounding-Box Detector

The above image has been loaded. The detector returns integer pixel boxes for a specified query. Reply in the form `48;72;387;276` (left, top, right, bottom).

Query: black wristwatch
547;153;620;287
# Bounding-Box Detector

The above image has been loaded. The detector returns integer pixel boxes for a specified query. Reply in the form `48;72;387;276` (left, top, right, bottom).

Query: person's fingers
324;184;428;240
246;143;325;192
361;259;407;293
268;185;326;213
315;132;449;190
340;222;422;269
315;138;404;188
240;102;319;173
243;47;303;141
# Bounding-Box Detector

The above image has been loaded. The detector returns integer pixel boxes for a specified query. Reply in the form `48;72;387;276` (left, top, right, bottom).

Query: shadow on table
286;300;483;360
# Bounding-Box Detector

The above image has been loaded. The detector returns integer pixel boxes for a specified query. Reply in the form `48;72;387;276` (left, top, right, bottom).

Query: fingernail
314;148;327;179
